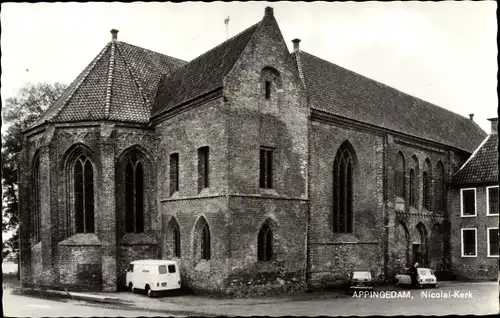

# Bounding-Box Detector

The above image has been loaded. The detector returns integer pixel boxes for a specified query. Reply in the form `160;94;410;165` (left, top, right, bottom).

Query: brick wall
450;186;499;280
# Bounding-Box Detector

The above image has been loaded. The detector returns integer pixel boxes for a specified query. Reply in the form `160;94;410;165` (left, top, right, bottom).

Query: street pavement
3;281;498;316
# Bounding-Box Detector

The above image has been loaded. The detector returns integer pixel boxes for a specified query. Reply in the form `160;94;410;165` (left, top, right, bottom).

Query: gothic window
423;159;432;211
31;154;41;244
434;162;445;211
201;223;211;260
395;152;405;198
333;141;355;234
173;224;181;258
260;147;273;189
260;67;281;102
74;154;94;233
409;169;416;208
258;222;274;261
169;153;179;195
125;156;144;233
198;147;209;192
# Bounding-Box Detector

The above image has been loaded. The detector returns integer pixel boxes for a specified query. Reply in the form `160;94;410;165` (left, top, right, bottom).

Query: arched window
258;222;274;261
74;154;94;233
409;169;416;208
166;217;181;258
333;141;355;233
434;162;445;211
125;156;144;233
201;223;211;260
173;224;181;258
423;159;432;211
260;67;282;102
395;152;405;198
32;154;41;244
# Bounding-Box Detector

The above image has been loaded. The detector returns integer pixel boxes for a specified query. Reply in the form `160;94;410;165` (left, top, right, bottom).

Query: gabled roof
293;51;487;153
452;133;498;186
152;22;261;118
30;40;186;129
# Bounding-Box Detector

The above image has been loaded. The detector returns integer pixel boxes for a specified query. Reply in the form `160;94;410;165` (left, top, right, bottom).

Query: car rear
417;268;438;287
152;263;181;292
349;271;373;292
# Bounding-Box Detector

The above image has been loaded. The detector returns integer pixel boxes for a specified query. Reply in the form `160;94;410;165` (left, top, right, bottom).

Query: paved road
2;289;180;317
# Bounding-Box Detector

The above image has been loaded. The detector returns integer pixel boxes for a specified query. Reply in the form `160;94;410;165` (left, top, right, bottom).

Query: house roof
451;133;498;186
152;22;261;118
293;51;487;153
29;40;186;129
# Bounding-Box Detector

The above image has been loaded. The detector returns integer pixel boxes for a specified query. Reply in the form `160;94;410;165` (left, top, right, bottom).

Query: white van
125;260;181;297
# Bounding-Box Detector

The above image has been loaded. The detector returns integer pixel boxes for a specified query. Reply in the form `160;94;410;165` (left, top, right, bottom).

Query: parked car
395;267;438;288
347;270;374;293
125;260;181;297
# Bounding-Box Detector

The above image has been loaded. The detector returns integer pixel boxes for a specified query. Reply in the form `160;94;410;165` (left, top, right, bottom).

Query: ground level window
487;228;499;257
461;228;477;257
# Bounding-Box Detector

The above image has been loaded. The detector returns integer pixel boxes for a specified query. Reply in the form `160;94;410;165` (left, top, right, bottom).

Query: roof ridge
164;21;261;82
104;41;117;119
46;43;112;123
300;51;481;126
454;134;491;175
115;42;150;108
117;40;187;65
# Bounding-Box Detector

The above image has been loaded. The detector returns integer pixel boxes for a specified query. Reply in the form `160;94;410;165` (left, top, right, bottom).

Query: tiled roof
30;41;186;128
294;51;487;153
452;133;498;186
152;22;261;118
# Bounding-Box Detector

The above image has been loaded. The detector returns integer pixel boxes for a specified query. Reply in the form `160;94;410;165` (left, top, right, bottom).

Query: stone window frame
124;154;145;234
257;218;276;261
394;151;406;199
460;188;477;217
486;186;499;216
169;153;179;196
460;227;477;257
486;227;499;257
408;155;419;209
116;145;154;238
260;66;282;102
165;216;181;258
197;146;210;193
434;161;446;212
333;140;357;234
259;147;274;189
62;144;97;237
192;216;211;262
73;154;95;234
30;152;41;245
422;158;432;211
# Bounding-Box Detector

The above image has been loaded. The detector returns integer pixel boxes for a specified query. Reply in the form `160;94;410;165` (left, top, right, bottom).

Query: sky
0;1;498;133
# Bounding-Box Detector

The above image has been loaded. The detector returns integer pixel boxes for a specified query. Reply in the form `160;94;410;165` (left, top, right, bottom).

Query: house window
259;148;273;189
460;188;476;217
333;141;355;234
32;155;41;244
395;152;405;198
201;223;211;260
487;227;499;257
487;186;499;216
409;169;417;208
198;147;210;192
74;154;94;233
461;228;477;257
258;222;273;261
265;81;271;100
125;157;144;233
169;153;179;195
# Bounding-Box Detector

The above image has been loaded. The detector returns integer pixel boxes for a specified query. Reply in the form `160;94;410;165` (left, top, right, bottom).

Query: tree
2;82;67;261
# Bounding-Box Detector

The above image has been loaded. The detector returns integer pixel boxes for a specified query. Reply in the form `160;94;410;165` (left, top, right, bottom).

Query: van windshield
159;265;167;274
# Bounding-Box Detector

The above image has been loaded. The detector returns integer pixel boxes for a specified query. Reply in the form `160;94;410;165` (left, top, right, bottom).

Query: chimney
292;39;301;52
265;7;274;17
110;29;119;41
469;113;474;121
488;117;498;134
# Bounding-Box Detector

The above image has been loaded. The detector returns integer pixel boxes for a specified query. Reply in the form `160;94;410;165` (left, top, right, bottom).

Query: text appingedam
352;290;413;299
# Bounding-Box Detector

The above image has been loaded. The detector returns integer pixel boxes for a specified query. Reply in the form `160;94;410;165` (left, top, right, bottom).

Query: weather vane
224;16;230;40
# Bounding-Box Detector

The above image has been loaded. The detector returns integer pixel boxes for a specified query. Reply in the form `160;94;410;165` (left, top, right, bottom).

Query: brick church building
19;7;486;295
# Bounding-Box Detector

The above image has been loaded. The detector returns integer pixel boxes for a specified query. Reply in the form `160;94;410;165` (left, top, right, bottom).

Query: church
19;7;486;296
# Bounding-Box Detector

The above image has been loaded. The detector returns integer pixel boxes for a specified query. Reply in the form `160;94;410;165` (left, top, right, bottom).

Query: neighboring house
450;118;499;280
18;7;486;295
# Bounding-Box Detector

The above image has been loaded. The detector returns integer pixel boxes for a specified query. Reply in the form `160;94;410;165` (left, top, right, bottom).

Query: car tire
128;283;133;292
432;284;437;288
146;285;155;298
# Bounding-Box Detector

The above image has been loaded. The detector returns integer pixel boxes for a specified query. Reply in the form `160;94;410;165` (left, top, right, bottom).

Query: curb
13;287;129;305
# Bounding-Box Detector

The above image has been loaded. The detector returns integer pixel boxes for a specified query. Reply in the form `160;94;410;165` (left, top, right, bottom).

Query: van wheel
146;285;155;298
128;283;133;292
